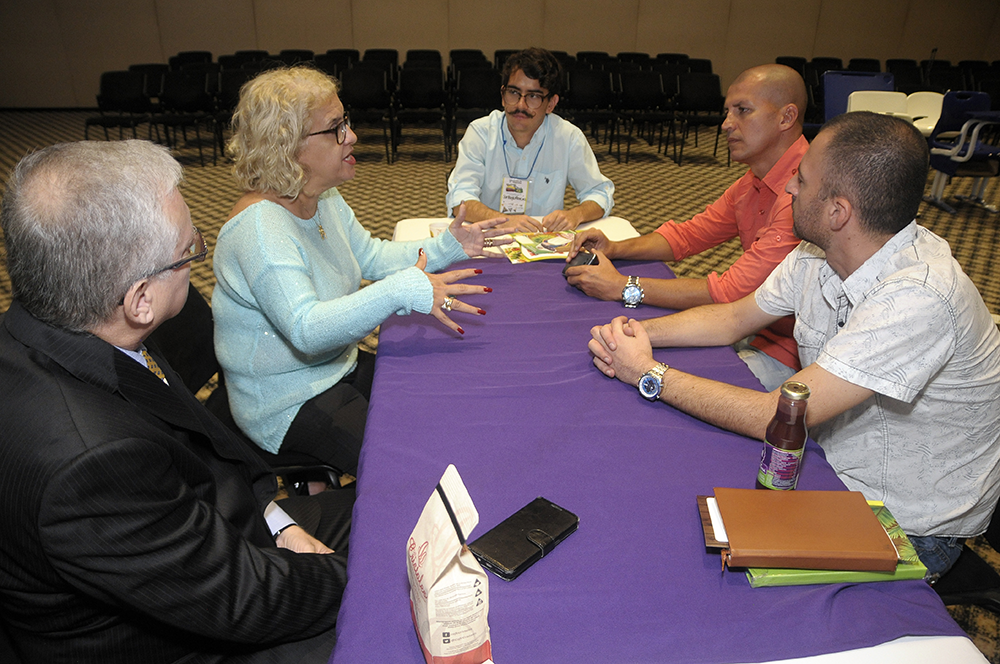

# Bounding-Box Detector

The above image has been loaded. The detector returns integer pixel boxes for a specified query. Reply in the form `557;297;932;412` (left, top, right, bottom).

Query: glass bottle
755;381;810;490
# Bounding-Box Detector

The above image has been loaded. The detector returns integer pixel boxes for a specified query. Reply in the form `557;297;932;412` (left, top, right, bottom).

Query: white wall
1;0;998;107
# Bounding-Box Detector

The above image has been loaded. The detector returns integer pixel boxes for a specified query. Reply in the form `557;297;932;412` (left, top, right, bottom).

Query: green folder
746;501;927;588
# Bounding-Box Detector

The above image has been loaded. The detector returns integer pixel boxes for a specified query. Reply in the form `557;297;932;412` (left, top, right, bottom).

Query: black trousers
254;350;376;476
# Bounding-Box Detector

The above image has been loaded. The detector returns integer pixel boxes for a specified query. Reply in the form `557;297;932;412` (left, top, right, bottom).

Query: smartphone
469;497;579;581
562;250;599;277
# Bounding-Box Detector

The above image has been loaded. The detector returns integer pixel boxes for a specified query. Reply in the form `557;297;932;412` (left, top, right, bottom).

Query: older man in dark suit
0;140;352;663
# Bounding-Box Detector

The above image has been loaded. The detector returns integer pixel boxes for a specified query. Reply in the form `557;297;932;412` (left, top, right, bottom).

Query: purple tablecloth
332;258;963;663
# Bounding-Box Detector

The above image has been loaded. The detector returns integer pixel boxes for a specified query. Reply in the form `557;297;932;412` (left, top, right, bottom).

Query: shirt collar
824;220;919;307
760;135;810;197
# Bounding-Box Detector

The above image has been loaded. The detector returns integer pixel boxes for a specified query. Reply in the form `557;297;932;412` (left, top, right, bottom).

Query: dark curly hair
501;47;563;96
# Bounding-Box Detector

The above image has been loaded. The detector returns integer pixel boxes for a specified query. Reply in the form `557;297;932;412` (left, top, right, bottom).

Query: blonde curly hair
227;66;340;198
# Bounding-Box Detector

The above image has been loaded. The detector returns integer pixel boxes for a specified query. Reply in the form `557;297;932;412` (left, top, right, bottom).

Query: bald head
722;64;807;177
731;64;808;128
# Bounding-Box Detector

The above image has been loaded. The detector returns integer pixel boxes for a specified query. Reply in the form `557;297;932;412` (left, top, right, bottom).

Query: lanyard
502;124;546;181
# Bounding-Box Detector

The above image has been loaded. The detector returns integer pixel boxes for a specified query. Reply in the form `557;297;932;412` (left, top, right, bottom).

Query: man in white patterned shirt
587;112;1000;579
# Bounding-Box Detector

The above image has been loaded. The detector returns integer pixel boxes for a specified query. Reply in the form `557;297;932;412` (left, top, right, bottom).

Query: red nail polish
419;248;425;256
457;327;465;335
484;287;493;293
477;309;486;315
474;269;483;274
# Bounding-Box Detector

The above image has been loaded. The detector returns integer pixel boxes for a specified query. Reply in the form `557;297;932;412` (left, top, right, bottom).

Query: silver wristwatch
622;276;644;308
638;363;670;401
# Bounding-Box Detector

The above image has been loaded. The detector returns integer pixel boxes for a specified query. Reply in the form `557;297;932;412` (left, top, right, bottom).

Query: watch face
623;285;642;306
639;373;660;399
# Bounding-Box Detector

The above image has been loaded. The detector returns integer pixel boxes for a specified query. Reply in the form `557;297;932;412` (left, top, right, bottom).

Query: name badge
500;176;528;215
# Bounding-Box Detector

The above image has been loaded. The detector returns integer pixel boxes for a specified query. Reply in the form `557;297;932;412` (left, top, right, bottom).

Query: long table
331;257;978;664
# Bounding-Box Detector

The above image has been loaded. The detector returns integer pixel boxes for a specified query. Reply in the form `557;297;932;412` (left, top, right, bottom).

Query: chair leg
382;123;392;164
194;125;205;167
955;177;999;213
922;171;957;214
677;123;690;166
625;118;635;164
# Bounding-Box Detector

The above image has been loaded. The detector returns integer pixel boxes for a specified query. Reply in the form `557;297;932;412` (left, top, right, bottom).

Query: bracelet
273;523;296;541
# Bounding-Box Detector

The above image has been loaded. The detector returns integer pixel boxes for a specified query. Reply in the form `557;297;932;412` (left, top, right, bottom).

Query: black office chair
494;49;518;70
325;48;360;70
151;70;217;166
562;68;617;145
404;49;442;70
394;67;450;161
686;58;714;74
147;284;345;495
775;56;807;79
449;49;487;65
674;72;726;166
935;503;1000;611
169;50;212;70
848;58;881;73
340;65;395;163
450;67;501;145
615;70;674;163
84;70;153;141
278;49;314;65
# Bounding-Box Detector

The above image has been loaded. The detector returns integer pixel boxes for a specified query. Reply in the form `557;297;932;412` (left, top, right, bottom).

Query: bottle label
757;441;804;490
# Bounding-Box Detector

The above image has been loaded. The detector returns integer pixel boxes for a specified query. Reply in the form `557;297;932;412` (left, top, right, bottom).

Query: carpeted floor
2;109;1000;660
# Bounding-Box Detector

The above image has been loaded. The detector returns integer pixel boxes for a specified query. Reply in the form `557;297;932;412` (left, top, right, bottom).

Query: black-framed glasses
307;113;351;144
501;86;550;110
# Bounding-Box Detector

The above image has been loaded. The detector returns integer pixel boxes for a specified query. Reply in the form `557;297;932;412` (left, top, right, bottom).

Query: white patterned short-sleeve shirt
756;222;1000;536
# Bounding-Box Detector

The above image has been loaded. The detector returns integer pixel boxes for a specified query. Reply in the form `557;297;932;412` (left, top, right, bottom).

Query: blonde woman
213;67;505;476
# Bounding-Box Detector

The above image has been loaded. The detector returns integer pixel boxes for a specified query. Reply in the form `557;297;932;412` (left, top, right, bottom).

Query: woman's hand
449;203;512;257
416;250;493;335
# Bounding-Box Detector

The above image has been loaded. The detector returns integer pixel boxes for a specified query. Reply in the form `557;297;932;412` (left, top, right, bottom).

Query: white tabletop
391;215;641;242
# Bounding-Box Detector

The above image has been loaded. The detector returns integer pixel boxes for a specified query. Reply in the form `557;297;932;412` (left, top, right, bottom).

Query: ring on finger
442;296;454;312
484;238;494;248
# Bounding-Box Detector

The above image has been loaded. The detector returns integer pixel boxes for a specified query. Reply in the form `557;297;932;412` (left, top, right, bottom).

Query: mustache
508;110;534;119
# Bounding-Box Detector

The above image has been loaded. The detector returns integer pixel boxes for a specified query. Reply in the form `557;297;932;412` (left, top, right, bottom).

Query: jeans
909;534;965;582
733;336;797;392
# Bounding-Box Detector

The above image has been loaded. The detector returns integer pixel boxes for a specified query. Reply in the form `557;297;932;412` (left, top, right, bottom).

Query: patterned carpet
2;110;1000;660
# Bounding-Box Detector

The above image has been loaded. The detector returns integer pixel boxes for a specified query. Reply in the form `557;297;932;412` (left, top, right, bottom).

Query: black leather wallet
469;497;579;581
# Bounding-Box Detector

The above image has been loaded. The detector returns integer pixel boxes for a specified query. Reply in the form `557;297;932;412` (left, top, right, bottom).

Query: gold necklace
314;207;325;239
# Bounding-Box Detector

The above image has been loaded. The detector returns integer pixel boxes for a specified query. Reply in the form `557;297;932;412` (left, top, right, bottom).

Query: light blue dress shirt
446;110;614;218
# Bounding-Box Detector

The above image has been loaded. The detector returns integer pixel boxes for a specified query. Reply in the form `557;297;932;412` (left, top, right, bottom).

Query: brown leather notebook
711;488;899;572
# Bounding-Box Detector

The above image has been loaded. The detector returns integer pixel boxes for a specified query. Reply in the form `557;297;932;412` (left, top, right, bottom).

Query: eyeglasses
118;227;207;305
151;227;208;277
501;87;550;110
307;113;351;144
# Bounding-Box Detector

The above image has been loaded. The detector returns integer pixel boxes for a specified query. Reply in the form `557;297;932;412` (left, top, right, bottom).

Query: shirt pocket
793;320;827;367
530;170;563;201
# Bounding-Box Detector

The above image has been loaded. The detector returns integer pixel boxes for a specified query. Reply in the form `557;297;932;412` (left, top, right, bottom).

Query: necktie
140;349;168;384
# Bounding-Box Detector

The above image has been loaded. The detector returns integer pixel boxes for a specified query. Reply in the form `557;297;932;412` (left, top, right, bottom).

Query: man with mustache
447;47;614;232
566;64;808;391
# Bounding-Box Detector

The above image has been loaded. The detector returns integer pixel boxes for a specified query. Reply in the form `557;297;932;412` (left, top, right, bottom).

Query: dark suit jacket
0;301;347;663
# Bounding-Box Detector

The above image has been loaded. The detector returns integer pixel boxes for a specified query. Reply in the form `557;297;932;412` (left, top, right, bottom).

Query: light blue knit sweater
212;188;468;453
